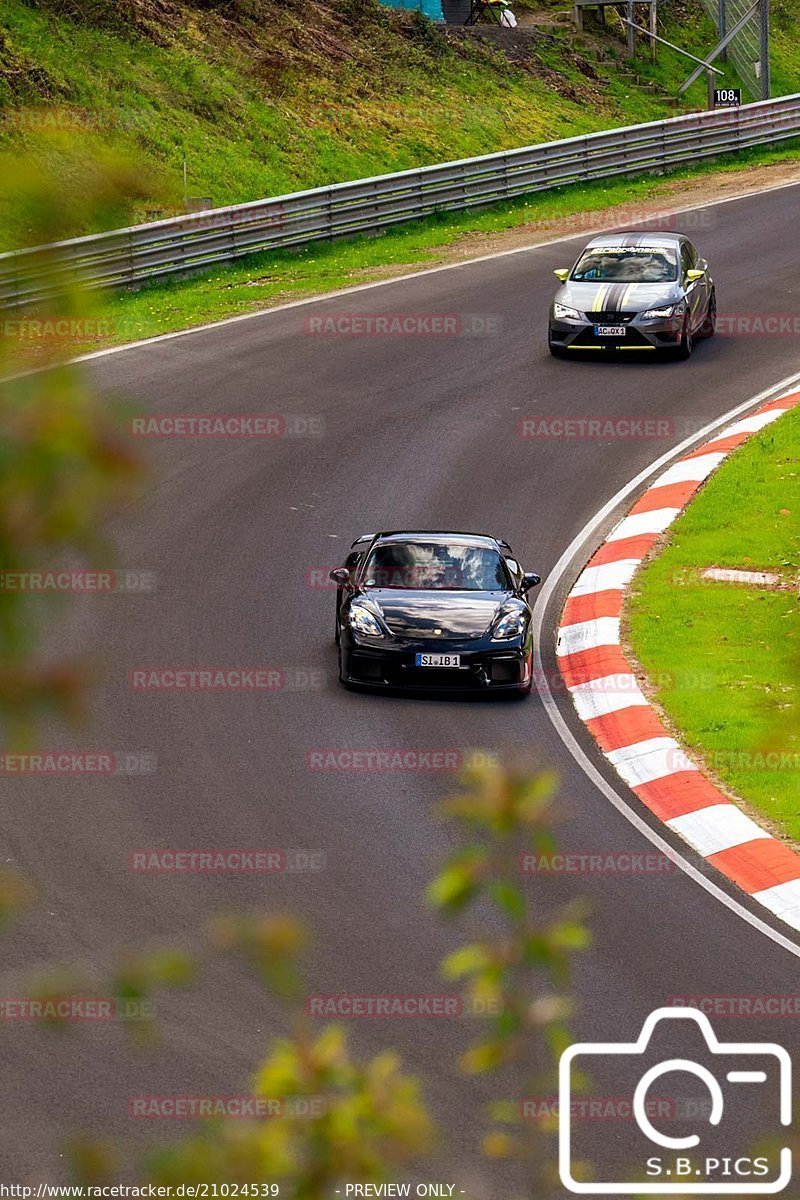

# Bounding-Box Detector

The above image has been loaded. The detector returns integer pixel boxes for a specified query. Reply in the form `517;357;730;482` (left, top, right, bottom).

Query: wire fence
697;0;766;99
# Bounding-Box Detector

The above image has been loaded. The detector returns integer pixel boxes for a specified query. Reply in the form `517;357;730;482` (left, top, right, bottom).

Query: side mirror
686;269;705;282
521;572;541;592
329;567;351;586
553;268;569;283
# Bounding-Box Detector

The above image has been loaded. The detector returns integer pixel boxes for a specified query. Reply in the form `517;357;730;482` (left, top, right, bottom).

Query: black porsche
330;531;541;696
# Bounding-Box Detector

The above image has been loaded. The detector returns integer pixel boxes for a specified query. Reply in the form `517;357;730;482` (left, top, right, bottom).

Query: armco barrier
2;94;799;307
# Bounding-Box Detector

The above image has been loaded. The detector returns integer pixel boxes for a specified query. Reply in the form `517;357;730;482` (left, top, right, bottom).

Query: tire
334;614;340;646
548;337;567;358
674;315;693;360
697;289;716;339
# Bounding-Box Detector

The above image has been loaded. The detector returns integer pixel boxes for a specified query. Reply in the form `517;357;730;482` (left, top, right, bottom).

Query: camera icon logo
559;1007;792;1194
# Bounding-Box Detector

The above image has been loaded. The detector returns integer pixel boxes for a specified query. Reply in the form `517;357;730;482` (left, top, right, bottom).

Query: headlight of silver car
491;608;527;641
553;303;582;321
349;603;384;638
641;301;686;319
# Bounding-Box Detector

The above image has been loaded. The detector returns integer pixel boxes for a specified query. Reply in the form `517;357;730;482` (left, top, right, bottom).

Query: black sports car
330;531;540;696
548;231;716;358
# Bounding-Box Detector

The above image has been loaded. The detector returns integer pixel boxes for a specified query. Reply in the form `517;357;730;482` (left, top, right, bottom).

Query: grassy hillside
0;0;732;246
0;0;797;251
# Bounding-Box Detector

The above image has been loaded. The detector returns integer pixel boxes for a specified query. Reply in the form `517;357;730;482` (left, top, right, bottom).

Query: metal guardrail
2;94;799;308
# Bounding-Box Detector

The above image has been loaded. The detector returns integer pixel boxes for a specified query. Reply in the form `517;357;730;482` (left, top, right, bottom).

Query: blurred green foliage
429;763;589;1188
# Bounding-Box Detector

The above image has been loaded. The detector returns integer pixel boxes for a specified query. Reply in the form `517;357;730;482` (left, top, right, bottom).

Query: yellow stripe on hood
620;283;638;309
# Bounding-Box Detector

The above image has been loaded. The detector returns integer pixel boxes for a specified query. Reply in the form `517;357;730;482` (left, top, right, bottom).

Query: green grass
0;0;671;247
627;405;800;841
4;0;793;249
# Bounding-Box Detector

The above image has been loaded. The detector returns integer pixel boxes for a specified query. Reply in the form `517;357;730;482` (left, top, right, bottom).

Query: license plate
594;324;626;337
415;653;461;668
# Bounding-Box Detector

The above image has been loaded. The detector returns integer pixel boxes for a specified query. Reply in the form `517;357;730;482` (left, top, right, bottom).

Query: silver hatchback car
548;231;716;359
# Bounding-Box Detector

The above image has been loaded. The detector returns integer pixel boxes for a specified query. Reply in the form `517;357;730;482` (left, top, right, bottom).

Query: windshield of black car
362;543;511;591
571;246;679;283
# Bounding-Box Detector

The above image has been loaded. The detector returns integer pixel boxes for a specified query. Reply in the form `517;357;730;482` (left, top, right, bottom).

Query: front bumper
549;312;684;352
340;634;532;693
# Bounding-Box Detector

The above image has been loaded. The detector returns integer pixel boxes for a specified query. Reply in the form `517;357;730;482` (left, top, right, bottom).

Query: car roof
583;231;690;250
372;530;502;548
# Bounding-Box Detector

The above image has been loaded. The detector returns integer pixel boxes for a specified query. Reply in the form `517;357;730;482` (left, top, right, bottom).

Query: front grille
397;668;479;690
592;311;635;323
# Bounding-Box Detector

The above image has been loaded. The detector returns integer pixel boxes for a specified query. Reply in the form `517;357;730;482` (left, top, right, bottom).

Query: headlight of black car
491;607;527;641
349;603;385;638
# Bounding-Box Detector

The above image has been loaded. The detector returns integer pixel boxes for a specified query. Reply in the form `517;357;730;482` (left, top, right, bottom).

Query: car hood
555;281;684;315
362;589;512;639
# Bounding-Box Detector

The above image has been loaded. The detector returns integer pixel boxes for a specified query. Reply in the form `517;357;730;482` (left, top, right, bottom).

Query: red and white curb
556;390;800;931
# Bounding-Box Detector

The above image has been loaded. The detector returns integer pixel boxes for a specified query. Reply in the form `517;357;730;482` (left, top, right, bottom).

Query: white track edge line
532;367;800;961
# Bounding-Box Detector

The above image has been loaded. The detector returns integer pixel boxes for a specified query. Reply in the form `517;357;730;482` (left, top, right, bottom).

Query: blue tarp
378;0;444;21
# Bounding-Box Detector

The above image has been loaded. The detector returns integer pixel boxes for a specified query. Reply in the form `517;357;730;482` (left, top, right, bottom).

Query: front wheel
697;289;716;339
674;315;693;360
548;336;567;358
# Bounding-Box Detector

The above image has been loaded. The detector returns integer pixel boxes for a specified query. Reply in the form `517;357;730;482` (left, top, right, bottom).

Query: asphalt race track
3;180;800;1191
